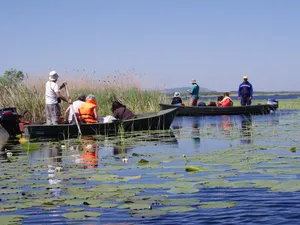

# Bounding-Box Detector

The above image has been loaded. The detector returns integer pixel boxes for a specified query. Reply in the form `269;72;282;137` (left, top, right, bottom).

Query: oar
65;84;82;136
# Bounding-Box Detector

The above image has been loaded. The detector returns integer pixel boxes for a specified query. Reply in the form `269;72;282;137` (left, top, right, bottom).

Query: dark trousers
240;96;251;106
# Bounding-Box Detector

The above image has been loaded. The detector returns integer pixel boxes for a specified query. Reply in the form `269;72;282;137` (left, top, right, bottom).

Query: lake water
0;109;300;224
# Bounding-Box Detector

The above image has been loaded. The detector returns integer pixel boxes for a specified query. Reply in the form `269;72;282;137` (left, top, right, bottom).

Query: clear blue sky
1;0;299;92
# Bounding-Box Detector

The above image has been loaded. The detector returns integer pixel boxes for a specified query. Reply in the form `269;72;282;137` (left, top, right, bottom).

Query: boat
23;108;178;139
159;103;277;116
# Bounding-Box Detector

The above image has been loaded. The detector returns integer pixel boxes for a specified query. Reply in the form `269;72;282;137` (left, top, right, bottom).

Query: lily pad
138;159;149;164
161;198;200;205
198;201;236;209
185;166;205;173
0;215;28;224
130;209;167;218
21;143;40;151
67;208;85;212
160;206;197;213
118;203;151;210
167;187;199;194
62;211;101;219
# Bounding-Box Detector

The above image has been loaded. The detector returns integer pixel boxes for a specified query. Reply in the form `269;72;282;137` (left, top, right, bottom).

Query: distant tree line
0;68;24;86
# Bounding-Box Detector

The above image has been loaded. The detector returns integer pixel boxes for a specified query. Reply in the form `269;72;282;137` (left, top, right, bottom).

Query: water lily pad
167;187;199;194
269;180;300;192
198;201;236;208
123;175;142;181
203;179;230;188
99;203;118;208
67;208;85;212
118;203;151;210
130;209;167;218
0;215;28;224
158;172;184;179
62;211;101;219
161;198;200;205
138;159;149;164
160;206;197;213
21;143;40;151
185;166;205;173
88;174;120;182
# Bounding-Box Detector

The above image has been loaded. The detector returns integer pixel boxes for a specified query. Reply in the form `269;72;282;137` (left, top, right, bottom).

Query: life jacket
78;99;97;124
221;97;232;107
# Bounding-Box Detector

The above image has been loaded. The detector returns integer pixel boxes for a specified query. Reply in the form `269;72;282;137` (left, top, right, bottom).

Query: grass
0;78;166;123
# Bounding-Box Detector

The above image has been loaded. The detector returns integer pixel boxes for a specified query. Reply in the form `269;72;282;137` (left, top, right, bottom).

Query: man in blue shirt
187;79;199;106
238;76;253;106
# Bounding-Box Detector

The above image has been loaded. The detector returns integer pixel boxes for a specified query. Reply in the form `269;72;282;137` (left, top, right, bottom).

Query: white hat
191;79;196;83
174;92;180;97
49;71;59;81
86;94;96;101
243;76;248;80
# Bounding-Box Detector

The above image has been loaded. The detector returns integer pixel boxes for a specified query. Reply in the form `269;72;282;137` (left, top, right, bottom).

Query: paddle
65;84;82;136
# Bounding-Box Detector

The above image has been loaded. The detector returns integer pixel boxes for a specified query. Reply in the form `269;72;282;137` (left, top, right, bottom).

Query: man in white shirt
64;94;86;124
45;71;71;125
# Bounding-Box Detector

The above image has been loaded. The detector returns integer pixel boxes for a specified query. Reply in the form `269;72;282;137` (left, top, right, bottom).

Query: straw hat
243;76;248;80
174;92;180;97
191;79;196;83
49;71;59;81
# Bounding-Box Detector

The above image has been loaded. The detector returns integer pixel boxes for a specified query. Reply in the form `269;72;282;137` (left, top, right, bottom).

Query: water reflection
80;138;99;169
113;142;134;155
219;115;232;136
240;116;253;145
191;118;201;150
171;117;184;137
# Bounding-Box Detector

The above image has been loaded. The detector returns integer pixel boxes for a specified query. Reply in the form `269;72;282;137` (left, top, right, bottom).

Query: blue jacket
238;81;253;97
171;97;182;105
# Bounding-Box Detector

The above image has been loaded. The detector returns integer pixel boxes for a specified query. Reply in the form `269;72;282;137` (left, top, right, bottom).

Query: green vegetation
0;68;299;122
0;68;24;85
0;72;165;122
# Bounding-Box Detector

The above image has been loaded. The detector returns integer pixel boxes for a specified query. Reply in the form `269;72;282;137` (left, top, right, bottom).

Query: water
0;110;300;224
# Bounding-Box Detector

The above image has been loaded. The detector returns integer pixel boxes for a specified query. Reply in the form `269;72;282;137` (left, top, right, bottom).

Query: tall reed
0;76;165;123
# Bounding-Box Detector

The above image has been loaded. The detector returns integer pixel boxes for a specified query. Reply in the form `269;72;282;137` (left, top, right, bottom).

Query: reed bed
0;73;166;123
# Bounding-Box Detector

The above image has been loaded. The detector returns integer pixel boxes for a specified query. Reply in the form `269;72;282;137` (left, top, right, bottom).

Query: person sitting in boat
217;95;224;107
219;92;233;107
65;94;86;124
111;101;135;120
171;92;183;106
78;94;98;124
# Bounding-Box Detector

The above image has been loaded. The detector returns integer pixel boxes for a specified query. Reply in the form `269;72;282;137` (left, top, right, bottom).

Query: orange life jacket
78;99;97;124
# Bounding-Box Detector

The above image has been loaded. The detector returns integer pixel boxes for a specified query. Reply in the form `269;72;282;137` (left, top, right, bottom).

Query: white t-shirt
68;100;85;123
45;81;59;104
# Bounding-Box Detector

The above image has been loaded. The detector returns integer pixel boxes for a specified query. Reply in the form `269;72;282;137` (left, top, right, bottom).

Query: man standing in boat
187;79;200;106
238;76;253;106
45;71;71;125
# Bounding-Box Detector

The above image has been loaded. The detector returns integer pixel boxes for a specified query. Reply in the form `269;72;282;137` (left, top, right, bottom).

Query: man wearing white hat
238;76;253;106
187;79;200;106
45;71;71;125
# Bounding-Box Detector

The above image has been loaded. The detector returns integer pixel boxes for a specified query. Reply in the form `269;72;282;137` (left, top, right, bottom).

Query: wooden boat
23;108;178;139
159;103;276;116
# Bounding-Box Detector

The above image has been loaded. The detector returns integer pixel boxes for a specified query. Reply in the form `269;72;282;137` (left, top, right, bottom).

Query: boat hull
24;108;178;139
159;104;274;116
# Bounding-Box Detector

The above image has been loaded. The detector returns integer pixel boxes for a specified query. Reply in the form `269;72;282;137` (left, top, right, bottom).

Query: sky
0;0;299;92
